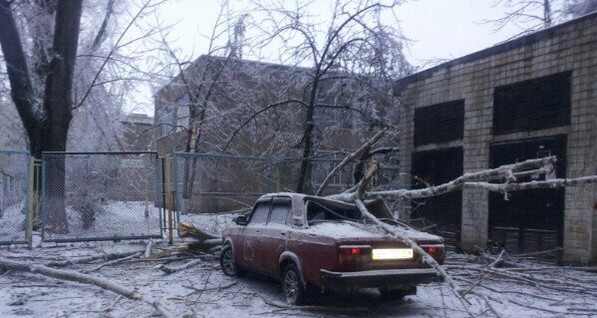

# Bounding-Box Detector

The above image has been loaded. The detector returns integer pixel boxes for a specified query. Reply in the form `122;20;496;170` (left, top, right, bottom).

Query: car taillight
425;247;438;254
421;244;445;264
338;245;372;268
341;247;365;255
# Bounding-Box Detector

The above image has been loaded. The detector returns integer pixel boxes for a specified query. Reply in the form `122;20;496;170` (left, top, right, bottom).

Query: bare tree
71;0;170;152
0;0;82;157
0;0;84;232
153;1;256;201
0;0;168;232
223;0;411;194
155;1;242;154
564;0;597;16
483;0;567;38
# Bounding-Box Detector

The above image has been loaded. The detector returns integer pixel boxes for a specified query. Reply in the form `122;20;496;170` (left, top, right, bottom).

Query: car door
240;199;271;269
258;196;292;275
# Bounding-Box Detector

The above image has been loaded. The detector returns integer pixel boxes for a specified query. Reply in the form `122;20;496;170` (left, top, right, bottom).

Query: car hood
302;221;443;242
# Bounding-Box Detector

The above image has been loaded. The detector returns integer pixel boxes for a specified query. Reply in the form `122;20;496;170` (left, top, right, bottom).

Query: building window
414;100;464;146
493;71;571;135
175;94;191;133
488;135;566;255
157;104;176;137
411;147;463;245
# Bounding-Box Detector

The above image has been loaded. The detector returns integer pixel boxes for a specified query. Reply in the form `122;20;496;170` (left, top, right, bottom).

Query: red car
220;193;445;305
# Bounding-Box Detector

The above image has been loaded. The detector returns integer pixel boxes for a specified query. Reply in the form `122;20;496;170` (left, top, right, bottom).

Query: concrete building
153;55;393;157
395;13;597;264
154;55;398;212
121;113;154;151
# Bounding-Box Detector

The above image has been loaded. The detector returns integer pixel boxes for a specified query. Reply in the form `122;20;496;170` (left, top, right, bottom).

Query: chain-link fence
172;152;400;232
0;151;31;245
41;152;162;242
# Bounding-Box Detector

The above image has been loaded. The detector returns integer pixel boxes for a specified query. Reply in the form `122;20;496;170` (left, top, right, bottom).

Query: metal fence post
34;160;41;234
40;158;46;241
163;155;175;244
27;157;35;248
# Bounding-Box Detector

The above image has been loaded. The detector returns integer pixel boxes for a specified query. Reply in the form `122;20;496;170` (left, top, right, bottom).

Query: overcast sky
131;0;547;115
156;0;533;65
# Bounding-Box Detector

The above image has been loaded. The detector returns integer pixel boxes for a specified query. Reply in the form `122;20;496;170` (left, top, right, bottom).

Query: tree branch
0;0;41;140
73;0;156;110
367;157;557;200
0;257;141;299
316;128;387;195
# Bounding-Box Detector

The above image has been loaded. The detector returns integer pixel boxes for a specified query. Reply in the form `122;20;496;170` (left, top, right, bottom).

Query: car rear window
305;199;397;226
306;200;361;223
269;197;291;225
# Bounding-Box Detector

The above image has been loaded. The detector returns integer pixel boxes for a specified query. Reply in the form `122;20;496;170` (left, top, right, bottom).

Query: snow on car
220;192;445;305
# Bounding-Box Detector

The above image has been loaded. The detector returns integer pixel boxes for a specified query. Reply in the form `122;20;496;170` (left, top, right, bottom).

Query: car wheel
220;244;242;277
282;263;305;305
378;286;416;300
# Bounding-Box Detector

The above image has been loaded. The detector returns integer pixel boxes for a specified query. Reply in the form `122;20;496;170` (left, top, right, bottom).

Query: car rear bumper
320;268;443;289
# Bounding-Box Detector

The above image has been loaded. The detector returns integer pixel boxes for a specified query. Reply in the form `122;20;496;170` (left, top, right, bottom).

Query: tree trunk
0;0;42;155
182;61;224;201
296;74;321;194
40;0;83;233
543;0;552;28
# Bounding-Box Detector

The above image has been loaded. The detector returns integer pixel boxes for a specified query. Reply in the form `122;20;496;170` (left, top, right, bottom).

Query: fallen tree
177;223;222;255
179;222;220;241
45;250;145;268
316;130;597;316
124;130;596;316
0;257;141;299
327;156;563;202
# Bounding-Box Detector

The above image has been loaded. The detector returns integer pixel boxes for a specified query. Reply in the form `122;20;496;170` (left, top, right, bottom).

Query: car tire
281;263;306;305
378;286;416;300
220;244;244;277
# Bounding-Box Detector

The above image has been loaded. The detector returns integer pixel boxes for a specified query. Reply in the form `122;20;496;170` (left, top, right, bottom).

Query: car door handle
280;232;286;236
255;229;261;233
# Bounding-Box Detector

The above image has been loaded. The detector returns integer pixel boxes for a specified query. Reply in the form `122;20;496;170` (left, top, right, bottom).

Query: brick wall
396;13;597;264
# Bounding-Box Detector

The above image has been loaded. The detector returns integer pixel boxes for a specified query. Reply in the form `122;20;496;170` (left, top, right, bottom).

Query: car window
250;201;271;225
269;197;291;225
306;200;361;224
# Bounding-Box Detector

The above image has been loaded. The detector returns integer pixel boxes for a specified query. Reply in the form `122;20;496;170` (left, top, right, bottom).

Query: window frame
414;99;465;146
492;71;572;135
248;198;272;225
267;196;292;225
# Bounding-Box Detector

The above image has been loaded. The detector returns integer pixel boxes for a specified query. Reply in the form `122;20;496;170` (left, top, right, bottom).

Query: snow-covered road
1;240;596;317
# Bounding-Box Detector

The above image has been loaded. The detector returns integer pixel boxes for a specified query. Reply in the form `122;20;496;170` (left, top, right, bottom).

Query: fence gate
0;151;31;245
41;152;163;242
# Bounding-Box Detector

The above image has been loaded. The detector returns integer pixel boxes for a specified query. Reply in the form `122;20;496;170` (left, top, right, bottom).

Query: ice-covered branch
316;128;388;195
0;257;140;299
367;156;558;200
465;176;597;193
354;200;475;316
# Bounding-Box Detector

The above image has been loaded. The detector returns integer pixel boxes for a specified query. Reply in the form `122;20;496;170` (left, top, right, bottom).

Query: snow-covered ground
2;200;164;244
1;238;596;318
43;201;162;241
1;208;596;317
0;201;27;244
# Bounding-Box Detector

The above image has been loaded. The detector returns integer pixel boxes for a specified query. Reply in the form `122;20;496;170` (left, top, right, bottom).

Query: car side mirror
234;215;248;226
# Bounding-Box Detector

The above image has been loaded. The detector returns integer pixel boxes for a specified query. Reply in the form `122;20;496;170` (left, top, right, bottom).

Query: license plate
372;248;413;260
